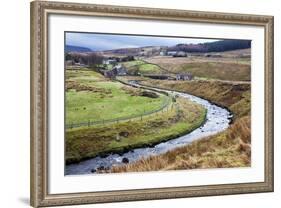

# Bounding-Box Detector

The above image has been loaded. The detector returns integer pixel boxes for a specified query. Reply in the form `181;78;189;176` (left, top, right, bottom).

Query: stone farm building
114;65;127;76
176;73;193;81
166;51;187;57
102;59;117;65
167;51;178;56
104;64;127;79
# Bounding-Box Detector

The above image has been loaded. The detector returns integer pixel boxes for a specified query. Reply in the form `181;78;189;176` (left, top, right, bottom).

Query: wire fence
66;95;173;129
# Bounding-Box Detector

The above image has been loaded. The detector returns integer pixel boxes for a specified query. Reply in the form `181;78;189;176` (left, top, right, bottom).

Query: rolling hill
66;45;92;53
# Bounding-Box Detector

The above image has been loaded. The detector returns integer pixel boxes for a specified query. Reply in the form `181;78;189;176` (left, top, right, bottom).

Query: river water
65;85;232;175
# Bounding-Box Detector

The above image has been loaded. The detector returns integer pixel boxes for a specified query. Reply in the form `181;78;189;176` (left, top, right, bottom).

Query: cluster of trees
168;40;251;53
206;40;251;52
65;52;104;66
65;52;136;66
113;56;135;62
105;48;140;55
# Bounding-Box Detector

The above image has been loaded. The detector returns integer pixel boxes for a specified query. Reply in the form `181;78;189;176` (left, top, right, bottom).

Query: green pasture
66;69;167;124
122;60;163;75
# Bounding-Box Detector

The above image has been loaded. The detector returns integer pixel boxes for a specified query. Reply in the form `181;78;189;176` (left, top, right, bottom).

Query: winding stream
65;83;232;175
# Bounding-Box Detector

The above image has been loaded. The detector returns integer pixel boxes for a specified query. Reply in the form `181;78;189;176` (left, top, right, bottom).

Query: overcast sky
65;32;221;51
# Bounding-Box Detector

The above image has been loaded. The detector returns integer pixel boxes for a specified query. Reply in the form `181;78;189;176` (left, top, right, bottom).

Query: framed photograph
30;1;274;207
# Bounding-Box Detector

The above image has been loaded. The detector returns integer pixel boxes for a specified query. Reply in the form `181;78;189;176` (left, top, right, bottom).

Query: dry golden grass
140;79;251;119
144;55;250;81
107;78;251;173
121;85;142;96
110;116;251;173
66;80;111;93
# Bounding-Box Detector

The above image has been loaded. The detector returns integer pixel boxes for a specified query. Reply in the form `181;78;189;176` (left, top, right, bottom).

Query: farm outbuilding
176;73;193;81
113;65;127;76
102;59;117;65
103;64;127;79
166;51;187;57
167;51;178;56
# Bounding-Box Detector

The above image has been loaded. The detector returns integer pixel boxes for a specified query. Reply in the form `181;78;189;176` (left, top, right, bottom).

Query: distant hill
65;45;92;53
65;40;251;57
168;40;251;53
103;46;168;57
101;40;251;56
104;47;141;55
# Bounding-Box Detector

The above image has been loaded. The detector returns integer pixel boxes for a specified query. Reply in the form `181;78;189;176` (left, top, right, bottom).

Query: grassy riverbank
140;79;251;119
66;97;206;164
112;116;250;172
109;78;251;173
65;69;207;164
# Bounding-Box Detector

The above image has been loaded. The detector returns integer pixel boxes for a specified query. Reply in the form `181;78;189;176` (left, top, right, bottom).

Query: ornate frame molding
30;1;274;207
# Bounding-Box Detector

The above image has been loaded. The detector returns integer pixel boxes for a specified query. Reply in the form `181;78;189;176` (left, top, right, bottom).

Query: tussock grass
178;62;250;81
111;116;251;173
144;54;251;81
66;80;111;93
109;78;251;173
140;79;251;119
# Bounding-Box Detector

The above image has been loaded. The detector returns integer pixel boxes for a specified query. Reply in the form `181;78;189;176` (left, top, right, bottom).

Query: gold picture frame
30;1;274;207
